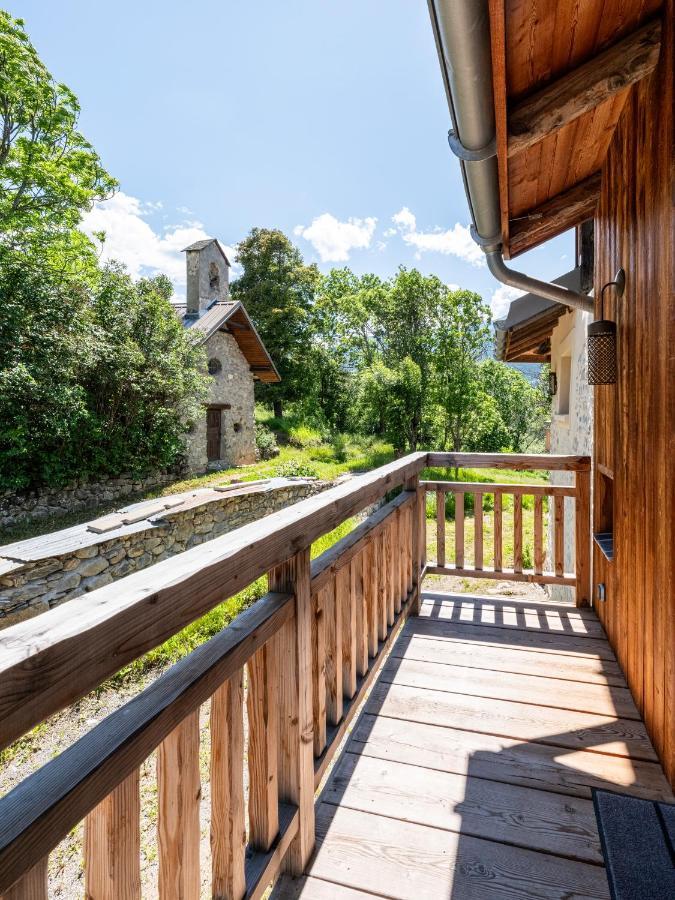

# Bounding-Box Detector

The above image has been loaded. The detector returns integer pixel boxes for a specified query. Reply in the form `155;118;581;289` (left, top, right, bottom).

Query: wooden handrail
421;480;576;496
0;452;427;752
426;452;591;471
0;591;293;894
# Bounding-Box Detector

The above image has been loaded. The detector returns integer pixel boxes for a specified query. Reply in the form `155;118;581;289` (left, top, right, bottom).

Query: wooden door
206;408;222;461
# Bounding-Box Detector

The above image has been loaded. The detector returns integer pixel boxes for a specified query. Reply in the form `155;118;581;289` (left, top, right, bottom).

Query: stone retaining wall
0;470;180;531
0;479;326;628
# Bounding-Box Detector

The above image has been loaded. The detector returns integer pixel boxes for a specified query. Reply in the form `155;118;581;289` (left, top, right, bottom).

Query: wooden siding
593;0;674;787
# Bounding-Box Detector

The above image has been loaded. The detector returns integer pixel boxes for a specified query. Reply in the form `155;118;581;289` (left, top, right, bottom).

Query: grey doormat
593;789;675;899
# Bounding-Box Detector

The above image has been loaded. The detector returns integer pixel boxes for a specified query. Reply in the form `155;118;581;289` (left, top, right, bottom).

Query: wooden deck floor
274;590;672;900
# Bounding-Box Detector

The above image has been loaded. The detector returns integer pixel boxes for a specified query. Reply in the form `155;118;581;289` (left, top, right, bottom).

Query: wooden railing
0;452;586;898
424;453;591;606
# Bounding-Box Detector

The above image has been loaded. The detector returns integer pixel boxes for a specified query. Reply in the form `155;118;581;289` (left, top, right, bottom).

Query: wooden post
269;549;315;875
364;540;378;658
247;639;279;851
554;495;565;576
575;469;592;607
210;671;246;900
324;577;343;725
1;859;48;900
455;493;465;568
474;493;484;571
351;552;368;677
436;489;445;567
534;495;544;575
311;588;327;757
388;514;398;623
494;492;503;572
406;476;422;616
513;494;523;574
157;710;201;900
377;529;388;641
84;770;141;900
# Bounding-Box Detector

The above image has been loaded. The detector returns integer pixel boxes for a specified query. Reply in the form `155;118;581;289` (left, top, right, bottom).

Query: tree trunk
273;399;283;419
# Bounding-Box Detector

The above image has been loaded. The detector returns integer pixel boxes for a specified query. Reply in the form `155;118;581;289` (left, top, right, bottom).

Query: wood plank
323;578;342;726
338;566;355;701
364;541;378;659
408;617;618;660
366;681;659;762
84;770;141;900
309;804;610;900
157;710;201;900
426;452;590;471
474;493;484;570
273;874;377;899
575;469;592;607
513;494;523;573
393;631;627;686
379;655;640;720
247;639;279;851
211;671;246;900
534;494;544;574
508;172;601;257
270;549;315;875
436;490;445;567
405;503;413;595
0;592;292;896
387;515;397;626
427;565;575;586
350;552;367;677
423;481;575;497
493;492;503;572
246;804;298;900
0;860;47;900
0;453;427;752
349;714;672;802
455;492;464;568
395;508;405;614
555;495;565;576
376;530;387;641
507;19;661;157
326;752;603;863
311;588;327;757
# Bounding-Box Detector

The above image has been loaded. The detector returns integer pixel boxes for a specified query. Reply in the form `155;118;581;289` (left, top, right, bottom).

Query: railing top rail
0;590;293;894
421;480;577;496
426;452;591;472
0;452;426;752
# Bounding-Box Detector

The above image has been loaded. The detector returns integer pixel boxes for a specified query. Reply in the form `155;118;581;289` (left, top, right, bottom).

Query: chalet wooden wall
593;0;673;787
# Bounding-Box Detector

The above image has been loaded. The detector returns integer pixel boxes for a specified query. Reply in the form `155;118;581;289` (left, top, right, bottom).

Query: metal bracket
448;129;496;162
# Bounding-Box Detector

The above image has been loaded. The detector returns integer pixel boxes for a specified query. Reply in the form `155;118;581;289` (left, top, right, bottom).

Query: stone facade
0;470;178;531
548;308;593;600
185;329;256;472
0;479;324;628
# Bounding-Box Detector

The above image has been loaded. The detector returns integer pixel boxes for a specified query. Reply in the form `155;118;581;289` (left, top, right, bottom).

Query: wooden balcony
0;453;671;899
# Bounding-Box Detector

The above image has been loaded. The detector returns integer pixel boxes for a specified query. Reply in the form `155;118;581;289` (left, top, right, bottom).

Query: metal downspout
427;0;593;315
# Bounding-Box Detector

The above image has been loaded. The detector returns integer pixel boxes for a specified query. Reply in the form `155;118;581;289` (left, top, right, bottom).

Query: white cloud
294;213;377;262
389;206;484;267
490;284;523;320
81;192;238;298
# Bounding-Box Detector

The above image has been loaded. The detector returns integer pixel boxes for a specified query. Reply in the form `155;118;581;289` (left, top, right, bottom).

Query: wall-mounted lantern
548;371;557;397
588;269;624;385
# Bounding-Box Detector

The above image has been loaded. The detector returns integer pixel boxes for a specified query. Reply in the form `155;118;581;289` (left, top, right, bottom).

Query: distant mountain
508;362;542;386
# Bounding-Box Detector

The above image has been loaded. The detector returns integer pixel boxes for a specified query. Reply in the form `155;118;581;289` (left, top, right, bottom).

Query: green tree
356;357;424;452
231;228;320;417
0;12;116;242
478;358;549;451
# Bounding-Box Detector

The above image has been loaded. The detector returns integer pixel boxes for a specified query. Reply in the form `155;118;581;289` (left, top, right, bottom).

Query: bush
255;423;279;460
273;459;320;479
330;432;348;463
288;424;324;448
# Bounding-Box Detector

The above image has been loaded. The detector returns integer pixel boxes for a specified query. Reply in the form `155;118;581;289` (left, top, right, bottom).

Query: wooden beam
508;19;661;158
508;172;601;257
426;453;590;472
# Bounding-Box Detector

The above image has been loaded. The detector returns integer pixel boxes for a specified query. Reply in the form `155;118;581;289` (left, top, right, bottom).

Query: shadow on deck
274;590;672;899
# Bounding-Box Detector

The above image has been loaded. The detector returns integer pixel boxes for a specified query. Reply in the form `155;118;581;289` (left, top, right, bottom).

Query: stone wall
185;330;256;473
548;308;593;601
0;478;324;628
0;470;179;531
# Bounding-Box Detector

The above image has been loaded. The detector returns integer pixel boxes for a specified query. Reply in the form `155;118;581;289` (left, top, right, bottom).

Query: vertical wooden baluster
1;859;48;900
388;514;398;623
157;710;201;900
455;493;464;568
311;588;327;757
247;638;279;852
406;476;423;615
85;770;141;900
574;470;591;607
555;495;565;576
474;493;484;571
436;489;445;567
419;486;427;579
339;564;356;700
534;495;544;574
406;504;414;596
351;551;368;676
211;670;246;900
514;494;523;573
324;576;343;725
270;548;315;875
396;507;405;613
494;491;503;573
367;537;379;656
377;529;388;640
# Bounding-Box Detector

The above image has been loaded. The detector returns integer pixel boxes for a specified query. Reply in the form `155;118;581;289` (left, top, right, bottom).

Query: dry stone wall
0;478;324;628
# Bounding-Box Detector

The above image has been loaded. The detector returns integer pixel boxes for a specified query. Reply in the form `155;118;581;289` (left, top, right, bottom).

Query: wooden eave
488;1;662;259
501;305;567;363
220;305;281;384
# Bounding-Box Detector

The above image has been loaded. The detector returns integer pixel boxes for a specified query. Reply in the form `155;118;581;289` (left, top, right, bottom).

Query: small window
209;261;220;294
208;358;222;375
557;355;572;416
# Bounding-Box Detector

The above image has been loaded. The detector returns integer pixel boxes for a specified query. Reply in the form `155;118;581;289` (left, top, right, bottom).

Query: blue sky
12;0;572;315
